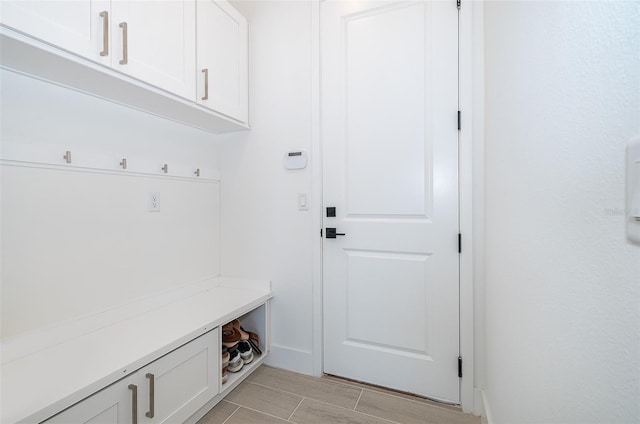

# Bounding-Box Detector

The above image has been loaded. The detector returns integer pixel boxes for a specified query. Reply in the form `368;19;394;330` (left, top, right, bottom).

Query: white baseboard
265;344;314;375
474;388;484;416
479;389;494;424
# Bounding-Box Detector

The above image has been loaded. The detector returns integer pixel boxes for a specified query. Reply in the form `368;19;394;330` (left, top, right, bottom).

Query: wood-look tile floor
197;366;480;424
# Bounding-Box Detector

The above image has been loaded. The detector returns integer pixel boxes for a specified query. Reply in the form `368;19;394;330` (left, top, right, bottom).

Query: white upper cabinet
196;0;248;123
0;0;248;132
110;0;196;100
1;0;196;99
0;0;111;65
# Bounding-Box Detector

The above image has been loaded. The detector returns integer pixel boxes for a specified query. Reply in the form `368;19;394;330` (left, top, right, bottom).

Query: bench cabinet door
138;329;219;424
44;375;137;424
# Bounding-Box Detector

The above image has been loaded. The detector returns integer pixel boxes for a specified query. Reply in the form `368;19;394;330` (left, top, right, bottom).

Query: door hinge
458;233;462;253
457;111;461;131
458;356;462;378
457;0;461;10
320;228;323;237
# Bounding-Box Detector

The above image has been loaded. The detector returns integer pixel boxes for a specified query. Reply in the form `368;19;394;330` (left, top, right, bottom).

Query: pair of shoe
227;340;253;373
223;319;255;374
222;319;262;355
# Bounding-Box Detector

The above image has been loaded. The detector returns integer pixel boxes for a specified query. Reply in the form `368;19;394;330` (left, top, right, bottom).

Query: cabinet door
110;0;196;99
196;0;248;123
44;376;137;424
137;329;218;424
0;0;111;65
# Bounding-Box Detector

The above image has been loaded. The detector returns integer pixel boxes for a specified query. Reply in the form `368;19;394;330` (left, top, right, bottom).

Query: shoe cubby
219;301;270;394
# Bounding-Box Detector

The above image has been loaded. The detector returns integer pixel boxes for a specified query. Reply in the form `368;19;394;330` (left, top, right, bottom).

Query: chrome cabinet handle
202;68;209;100
119;22;128;65
128;384;138;424
145;373;155;418
99;11;109;56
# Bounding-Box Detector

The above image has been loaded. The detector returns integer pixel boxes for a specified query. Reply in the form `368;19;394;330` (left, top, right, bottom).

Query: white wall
217;1;316;373
483;2;640;423
1;70;224;339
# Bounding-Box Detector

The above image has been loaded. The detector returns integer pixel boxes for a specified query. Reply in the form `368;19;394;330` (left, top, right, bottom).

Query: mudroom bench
1;277;272;424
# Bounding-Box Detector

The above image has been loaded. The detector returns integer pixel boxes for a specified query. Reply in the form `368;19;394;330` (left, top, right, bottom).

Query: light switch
298;193;308;211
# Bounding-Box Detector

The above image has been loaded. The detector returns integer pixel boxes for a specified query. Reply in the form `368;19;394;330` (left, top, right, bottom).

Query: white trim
458;0;478;414
265;344;314;375
474;388;484;417
481;389;494;424
310;0;324;378
471;0;487;416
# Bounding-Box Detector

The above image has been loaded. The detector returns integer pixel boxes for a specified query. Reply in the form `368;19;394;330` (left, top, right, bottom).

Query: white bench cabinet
44;329;219;424
1;278;271;424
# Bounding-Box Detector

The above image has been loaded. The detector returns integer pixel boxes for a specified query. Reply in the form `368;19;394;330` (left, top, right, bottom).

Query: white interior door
322;0;460;402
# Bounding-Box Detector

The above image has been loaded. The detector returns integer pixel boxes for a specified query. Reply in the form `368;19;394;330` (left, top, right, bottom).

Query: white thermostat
284;151;307;170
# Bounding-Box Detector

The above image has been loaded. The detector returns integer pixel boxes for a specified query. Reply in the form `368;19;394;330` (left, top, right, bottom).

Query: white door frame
309;0;478;414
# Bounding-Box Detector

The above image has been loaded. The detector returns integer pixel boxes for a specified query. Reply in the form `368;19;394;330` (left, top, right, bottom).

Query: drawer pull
145;373;155;418
99;11;109;56
119;22;128;65
128;384;138;424
202;68;209;100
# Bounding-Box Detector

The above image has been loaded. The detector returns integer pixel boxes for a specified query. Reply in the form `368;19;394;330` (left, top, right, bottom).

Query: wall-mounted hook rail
120;158;127;169
63;151;72;163
194;168;200;177
161;164;168;174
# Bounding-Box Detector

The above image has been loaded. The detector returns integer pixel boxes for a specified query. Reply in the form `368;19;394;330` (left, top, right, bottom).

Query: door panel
345;250;431;354
322;0;459;402
344;2;428;217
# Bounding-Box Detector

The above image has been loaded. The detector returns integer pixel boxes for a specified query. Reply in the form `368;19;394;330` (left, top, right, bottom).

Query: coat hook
63;151;72;163
194;168;200;177
161;164;168;174
120;158;127;169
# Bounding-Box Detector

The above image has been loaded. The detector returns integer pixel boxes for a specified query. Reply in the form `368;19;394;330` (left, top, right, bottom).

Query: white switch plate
148;192;160;212
626;136;640;244
298;193;308;211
